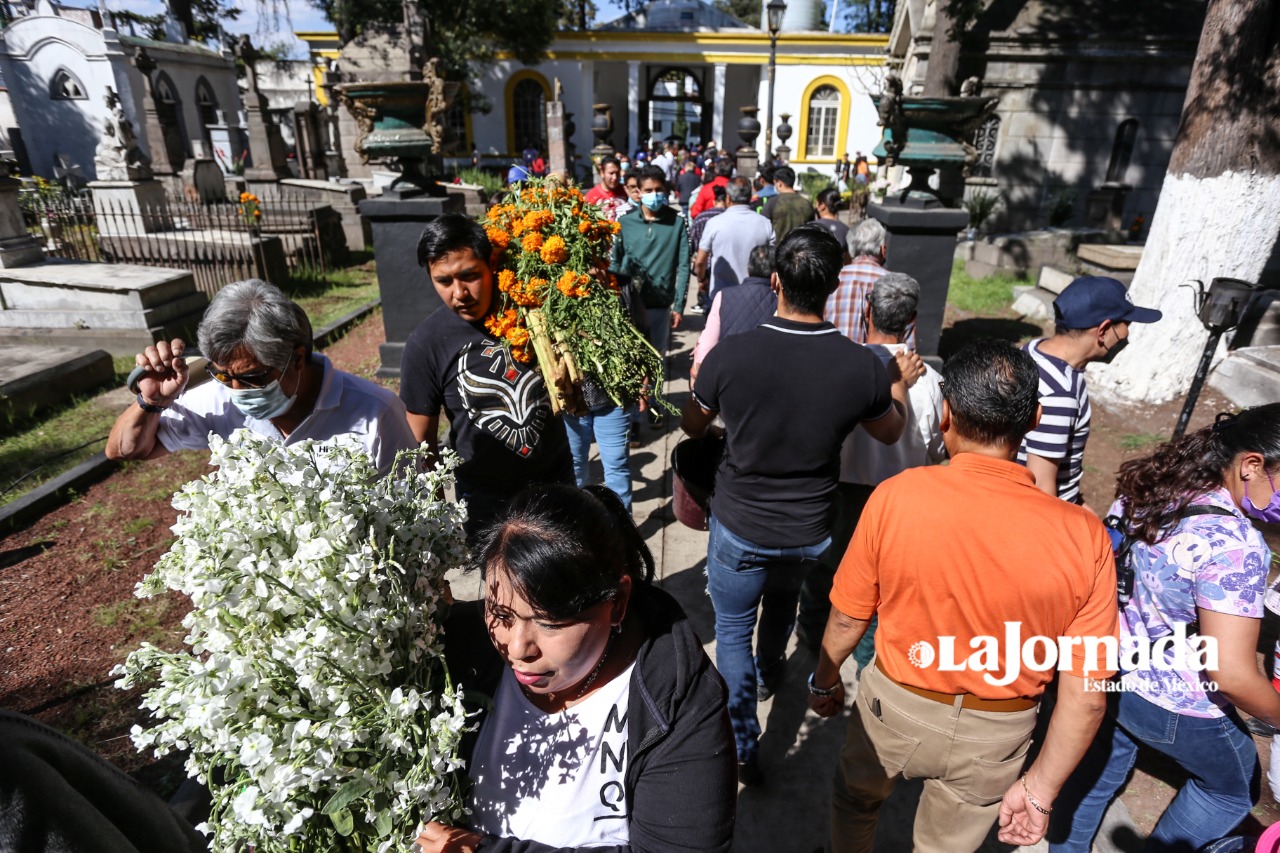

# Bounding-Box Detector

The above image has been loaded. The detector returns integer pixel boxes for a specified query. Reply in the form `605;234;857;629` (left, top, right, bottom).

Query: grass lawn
0;256;384;509
946;257;1029;314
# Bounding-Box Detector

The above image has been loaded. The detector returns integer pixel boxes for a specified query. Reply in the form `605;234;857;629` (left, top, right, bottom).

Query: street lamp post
764;0;786;165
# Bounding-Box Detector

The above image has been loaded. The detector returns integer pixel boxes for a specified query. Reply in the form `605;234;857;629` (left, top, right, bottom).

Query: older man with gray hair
824;218;913;349
695;175;775;302
798;272;942;651
107;279;417;475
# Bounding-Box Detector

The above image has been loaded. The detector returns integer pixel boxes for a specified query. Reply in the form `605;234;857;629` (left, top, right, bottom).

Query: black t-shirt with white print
693;317;892;547
400;307;573;496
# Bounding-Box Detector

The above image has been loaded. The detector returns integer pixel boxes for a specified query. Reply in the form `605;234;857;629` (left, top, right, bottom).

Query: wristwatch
807;673;839;697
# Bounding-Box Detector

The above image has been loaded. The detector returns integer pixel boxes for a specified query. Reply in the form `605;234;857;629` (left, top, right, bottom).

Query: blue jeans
1048;690;1259;853
706;513;829;762
563;404;633;512
632;307;672;427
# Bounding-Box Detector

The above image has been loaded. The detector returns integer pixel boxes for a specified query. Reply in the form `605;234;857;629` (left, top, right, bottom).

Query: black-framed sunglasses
205;362;278;389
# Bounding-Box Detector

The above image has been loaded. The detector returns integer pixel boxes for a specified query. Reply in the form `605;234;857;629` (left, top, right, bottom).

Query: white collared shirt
157;354;418;475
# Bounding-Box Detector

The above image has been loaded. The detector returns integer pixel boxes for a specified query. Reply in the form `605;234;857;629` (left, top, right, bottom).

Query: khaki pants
830;661;1038;853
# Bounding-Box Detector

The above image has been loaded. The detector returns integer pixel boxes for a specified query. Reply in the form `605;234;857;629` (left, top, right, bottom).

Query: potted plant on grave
961;188;1002;240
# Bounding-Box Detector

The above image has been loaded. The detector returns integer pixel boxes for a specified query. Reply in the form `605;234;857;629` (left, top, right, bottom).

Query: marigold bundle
115;432;472;853
483;179;670;412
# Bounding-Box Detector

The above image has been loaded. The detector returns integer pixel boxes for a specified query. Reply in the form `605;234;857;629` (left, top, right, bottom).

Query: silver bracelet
807;672;839;697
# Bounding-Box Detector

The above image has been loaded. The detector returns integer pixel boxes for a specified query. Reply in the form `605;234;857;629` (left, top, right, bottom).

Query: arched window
647;67;703;143
1106;119;1139;184
50;68;87;100
512;78;547;153
151;71;188;168
195;77;218;127
970;116;1000;179
804;86;840;158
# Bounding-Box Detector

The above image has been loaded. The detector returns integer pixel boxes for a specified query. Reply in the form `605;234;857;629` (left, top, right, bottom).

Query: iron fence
20;186;348;297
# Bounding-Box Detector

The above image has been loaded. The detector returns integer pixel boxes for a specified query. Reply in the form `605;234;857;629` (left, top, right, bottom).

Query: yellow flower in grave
522;232;544;253
540;235;568;265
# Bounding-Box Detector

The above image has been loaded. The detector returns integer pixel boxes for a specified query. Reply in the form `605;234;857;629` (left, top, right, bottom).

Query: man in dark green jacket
612;164;691;428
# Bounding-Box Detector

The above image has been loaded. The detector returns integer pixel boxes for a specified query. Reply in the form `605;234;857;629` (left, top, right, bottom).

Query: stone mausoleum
0;0;242;182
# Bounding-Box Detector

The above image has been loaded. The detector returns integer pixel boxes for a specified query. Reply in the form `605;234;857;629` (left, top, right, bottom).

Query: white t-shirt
469;664;635;848
842;343;946;484
157;353;418;476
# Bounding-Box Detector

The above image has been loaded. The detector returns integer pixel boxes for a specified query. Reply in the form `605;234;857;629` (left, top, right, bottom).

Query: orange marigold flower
511;344;532;363
578;220;591;234
485;227;510;250
521;232;544;253
497;269;516;293
506;326;530;347
511;218;526;236
528;276;549;291
540;235;568;264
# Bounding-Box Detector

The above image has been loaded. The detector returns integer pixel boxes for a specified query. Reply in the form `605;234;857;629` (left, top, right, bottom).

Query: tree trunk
922;0;960;96
1090;0;1280;405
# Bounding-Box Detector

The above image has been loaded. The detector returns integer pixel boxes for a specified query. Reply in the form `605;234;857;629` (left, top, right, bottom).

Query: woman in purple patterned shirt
1050;403;1280;853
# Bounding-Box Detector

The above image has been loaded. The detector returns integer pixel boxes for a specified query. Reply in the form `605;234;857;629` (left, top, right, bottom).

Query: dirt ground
1;304;1277;838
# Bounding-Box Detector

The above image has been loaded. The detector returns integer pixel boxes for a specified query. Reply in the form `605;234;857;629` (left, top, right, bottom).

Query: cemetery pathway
0;306;1275;850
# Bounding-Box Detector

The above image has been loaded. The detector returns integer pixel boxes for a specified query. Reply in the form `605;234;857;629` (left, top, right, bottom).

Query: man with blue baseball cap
1018;275;1162;506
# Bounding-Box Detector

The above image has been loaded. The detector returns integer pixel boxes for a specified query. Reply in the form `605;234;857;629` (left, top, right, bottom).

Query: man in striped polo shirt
1018;276;1162;506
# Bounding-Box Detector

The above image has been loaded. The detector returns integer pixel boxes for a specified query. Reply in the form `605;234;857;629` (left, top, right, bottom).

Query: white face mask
228;356;297;420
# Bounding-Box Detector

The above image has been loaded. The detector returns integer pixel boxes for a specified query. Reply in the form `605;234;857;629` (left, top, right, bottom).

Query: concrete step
965;258;999;279
0;345;113;422
1076;243;1144;271
1012;287;1056;322
1038;265;1075;295
1211;346;1280;408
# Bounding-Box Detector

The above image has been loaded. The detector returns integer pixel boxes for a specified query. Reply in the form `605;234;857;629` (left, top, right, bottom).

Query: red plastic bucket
671;435;724;532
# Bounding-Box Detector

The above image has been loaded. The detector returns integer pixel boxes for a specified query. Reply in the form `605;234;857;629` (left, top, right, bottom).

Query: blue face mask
640;191;667;211
229;357;297;420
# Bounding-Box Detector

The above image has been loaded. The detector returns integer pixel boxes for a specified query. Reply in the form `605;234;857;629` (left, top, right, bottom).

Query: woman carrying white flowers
417;484;737;853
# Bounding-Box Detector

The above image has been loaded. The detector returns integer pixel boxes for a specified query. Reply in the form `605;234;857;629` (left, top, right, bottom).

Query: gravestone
191;158;226;203
233;36;290;183
0;165;44;269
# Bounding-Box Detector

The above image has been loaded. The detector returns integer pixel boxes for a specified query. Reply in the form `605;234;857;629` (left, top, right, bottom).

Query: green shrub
455;167;503;198
1047;186;1078;227
961;188;1002;233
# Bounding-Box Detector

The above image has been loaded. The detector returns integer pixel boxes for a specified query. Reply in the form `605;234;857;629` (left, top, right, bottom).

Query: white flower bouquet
115;431;473;853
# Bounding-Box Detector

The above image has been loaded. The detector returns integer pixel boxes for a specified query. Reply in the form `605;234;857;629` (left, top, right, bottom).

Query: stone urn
738;106;761;151
777;113;793;146
336;80;456;192
591;104;614;148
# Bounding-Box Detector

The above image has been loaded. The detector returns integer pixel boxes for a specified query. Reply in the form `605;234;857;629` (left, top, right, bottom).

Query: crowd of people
87;148;1280;853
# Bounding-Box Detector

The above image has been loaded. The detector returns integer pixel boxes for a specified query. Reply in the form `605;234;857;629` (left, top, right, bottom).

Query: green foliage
842;0;896;32
797;170;835;201
112;0;239;42
947;258;1027;314
455;167;504;197
1047;186;1079;227
712;0;761;26
310;0;564;90
961;188;1002;233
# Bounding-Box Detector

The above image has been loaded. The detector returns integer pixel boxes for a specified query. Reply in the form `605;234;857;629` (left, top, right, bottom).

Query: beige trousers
829;661;1039;853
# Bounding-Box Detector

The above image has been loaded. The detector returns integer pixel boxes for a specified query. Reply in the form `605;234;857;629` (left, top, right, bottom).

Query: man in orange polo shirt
807;339;1117;852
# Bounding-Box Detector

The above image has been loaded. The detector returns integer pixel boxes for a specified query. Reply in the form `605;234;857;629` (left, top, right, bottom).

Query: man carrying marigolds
808;340;1117;852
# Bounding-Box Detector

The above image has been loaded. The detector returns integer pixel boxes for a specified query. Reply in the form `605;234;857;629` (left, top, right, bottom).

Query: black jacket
444;584;736;853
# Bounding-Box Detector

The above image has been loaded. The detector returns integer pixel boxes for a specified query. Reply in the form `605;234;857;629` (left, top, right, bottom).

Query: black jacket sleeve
473;668;735;853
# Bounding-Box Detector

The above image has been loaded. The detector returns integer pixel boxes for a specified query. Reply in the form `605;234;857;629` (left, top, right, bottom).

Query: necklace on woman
524;633;614;707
